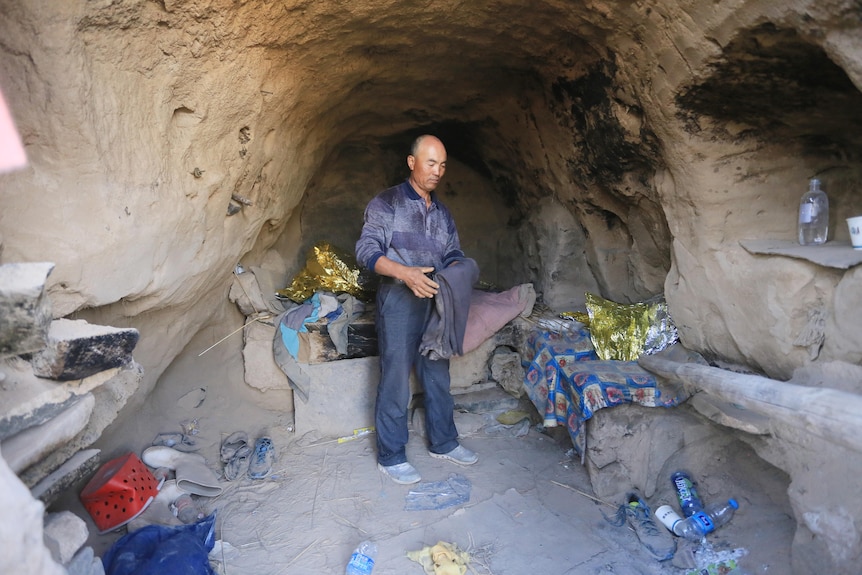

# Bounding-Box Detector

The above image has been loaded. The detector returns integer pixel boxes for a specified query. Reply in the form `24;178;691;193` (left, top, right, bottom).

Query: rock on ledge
0;262;54;358
30;319;139;381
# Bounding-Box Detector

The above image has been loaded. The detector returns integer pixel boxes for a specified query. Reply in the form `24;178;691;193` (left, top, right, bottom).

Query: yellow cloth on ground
406;541;470;575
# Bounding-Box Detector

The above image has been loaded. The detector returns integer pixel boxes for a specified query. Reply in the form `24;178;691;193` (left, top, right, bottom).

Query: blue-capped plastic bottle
671;471;704;517
345;540;377;575
656;499;739;541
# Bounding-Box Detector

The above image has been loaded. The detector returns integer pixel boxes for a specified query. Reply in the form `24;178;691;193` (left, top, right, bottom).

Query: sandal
248;437;275;480
224;445;252;481
220;431;249;463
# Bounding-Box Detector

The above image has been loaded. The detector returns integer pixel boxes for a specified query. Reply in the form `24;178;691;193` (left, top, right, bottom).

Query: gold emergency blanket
276;241;366;303
584;292;678;361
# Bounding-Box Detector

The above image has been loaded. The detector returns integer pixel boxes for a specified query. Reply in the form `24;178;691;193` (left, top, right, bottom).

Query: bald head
407;135;447;197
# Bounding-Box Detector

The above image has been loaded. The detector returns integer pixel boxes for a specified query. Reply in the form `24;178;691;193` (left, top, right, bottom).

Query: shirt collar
403;179;438;206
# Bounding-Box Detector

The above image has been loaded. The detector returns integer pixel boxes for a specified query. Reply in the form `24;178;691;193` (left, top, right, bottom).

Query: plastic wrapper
276;241;371;303
585;292;678;361
560;310;590;327
404;473;471;511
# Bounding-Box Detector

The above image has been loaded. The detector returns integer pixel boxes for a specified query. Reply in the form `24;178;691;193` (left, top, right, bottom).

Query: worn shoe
429;444;478;466
220;431;249;463
377;462;421;485
224;445;252;481
616;492;676;561
248;437;275;480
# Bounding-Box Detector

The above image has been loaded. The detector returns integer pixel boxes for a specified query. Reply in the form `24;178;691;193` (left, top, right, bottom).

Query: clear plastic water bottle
705;498;739;530
798;178;829;245
671;471;704;517
655;499;739;541
345;540;377;575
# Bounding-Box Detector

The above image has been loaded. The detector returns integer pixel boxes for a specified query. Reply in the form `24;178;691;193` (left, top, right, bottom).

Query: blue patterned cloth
523;326;684;454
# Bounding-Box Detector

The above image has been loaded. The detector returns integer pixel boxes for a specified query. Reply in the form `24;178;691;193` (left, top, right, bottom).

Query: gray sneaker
429;444;478;466
616;492;676;561
378;462;421;485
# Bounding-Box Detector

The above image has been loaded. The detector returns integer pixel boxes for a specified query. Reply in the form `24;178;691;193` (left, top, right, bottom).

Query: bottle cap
728;498;739;509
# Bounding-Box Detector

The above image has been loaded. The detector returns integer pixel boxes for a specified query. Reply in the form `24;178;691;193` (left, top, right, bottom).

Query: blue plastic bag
102;512;217;575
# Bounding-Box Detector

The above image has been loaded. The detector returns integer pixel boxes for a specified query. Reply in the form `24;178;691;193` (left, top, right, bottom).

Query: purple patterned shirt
355;180;464;273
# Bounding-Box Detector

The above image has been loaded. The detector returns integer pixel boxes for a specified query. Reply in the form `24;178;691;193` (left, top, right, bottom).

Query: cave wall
1;0;860;400
3;1;862;573
1;0;860;429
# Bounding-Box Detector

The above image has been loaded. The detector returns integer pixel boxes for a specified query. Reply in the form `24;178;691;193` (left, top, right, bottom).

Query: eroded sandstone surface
1;1;861;573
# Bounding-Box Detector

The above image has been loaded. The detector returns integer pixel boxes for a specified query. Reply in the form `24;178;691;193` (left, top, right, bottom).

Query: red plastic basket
79;452;158;533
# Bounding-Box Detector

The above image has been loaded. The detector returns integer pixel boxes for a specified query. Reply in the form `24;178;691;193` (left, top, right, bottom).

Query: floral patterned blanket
522;326;684;455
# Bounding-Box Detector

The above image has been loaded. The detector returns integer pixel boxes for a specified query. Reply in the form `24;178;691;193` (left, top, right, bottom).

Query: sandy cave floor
52;334;795;575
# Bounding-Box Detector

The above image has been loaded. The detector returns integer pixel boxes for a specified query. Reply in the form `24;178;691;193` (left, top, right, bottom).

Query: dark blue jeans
375;283;459;466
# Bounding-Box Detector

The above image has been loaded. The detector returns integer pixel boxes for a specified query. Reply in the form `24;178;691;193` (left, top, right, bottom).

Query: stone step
30;449;100;506
0;359;117;441
1;394;95;474
30;319;139;381
0;262;54;358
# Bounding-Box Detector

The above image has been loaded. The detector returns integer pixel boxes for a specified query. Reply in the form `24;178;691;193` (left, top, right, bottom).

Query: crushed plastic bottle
345;540;377;575
656;499;739;541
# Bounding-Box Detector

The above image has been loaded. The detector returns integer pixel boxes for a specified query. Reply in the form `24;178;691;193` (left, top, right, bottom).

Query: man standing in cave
355;134;478;485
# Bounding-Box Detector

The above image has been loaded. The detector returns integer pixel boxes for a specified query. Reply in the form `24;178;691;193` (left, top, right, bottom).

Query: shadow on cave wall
677;23;862;159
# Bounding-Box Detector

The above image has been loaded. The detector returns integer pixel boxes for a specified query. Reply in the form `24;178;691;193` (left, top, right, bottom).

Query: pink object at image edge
0;88;27;173
847;216;862;249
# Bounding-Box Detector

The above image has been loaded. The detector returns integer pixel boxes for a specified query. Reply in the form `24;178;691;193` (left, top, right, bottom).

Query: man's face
408;138;447;195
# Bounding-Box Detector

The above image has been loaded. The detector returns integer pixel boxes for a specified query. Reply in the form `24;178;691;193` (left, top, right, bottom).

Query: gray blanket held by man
419;258;480;360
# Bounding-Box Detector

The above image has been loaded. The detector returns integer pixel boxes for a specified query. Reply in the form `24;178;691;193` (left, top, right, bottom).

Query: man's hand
403;266;438;298
374;257;439;298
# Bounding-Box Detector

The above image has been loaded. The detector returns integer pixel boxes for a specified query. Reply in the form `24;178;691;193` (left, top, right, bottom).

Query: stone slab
490;350;525;396
0;262;54;358
0;359;119;441
30;319;139;380
294;356;379;439
0;447;66;575
740;239;862;269
30;449;101;506
2;393;95;474
20;362;143;488
67;547;105;575
449;335;496;389
242;320;292;393
43;511;89;565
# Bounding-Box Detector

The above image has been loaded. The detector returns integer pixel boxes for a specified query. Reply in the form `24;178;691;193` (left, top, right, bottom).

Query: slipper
220;431;249;463
224;445;252;481
141;446;223;497
248;437;275;480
